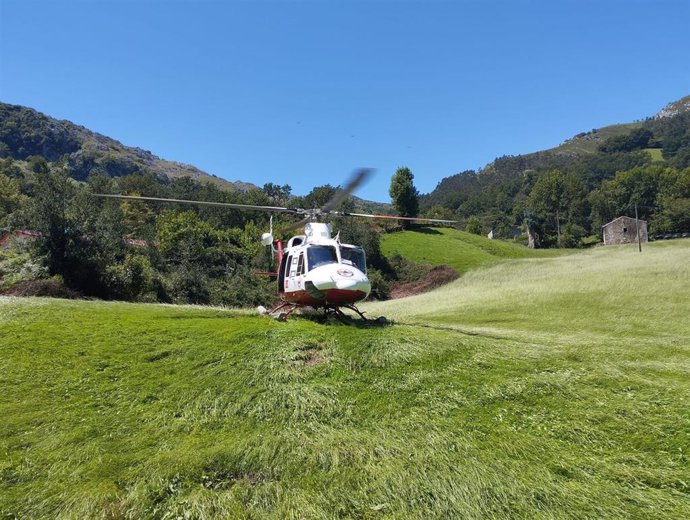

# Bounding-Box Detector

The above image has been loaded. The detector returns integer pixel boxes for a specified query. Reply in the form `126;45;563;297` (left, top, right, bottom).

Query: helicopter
96;169;457;321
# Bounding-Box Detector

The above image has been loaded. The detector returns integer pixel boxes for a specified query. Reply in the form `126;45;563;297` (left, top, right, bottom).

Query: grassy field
2;241;689;519
381;227;563;273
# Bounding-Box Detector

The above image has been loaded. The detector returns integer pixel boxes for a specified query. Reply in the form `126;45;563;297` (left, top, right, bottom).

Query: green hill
0;102;255;190
381;227;564;274
421;95;690;245
2;240;689;519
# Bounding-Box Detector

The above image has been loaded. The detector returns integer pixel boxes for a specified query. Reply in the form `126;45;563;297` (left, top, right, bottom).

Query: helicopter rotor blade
93;194;300;214
277;216;312;235
320;167;373;213
333;211;457;224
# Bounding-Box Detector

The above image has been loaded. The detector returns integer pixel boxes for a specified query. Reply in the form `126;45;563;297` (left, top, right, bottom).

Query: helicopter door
278;253;290;294
285;253;300;293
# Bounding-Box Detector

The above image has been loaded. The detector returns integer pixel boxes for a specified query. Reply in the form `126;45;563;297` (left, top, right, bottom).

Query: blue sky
1;0;688;202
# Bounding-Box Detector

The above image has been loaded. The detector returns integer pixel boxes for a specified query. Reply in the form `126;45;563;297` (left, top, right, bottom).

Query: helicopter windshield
307;245;338;270
340;246;366;272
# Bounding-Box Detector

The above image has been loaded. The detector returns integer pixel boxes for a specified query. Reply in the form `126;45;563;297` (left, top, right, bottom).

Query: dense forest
421;96;690;246
1;97;689;304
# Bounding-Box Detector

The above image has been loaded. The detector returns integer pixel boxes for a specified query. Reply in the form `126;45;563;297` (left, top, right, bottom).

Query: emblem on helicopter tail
337;269;354;277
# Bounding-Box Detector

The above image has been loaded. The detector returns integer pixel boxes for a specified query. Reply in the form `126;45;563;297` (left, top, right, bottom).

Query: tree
303;184;337;208
389;167;419;229
465;216;482;235
589;165;664;229
527;170;586;247
28;163;127;295
421;205;456;221
29;162;78;277
262;183;292;205
28;155;50;174
598;128;653;153
0;174;27;227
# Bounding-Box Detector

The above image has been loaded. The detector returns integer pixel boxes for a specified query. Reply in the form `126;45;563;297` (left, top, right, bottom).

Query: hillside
381;227;564;274
0;102;255;190
2;241;689;519
422;94;690;244
549;122;641;156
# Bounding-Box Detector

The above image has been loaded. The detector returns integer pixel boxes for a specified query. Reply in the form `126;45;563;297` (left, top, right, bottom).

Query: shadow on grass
411;226;443;235
287;312;392;329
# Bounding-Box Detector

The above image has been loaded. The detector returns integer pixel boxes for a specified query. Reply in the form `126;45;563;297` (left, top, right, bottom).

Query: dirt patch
1;279;81;299
292;343;329;367
390;265;459;299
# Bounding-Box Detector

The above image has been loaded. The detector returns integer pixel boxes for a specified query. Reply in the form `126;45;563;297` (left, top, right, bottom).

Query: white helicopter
97;169;456;321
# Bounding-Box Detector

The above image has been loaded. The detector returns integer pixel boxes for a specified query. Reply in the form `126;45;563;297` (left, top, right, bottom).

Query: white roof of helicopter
284;223;363;251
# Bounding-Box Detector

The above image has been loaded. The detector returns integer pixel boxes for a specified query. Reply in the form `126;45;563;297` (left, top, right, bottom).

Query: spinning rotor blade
320;168;373;213
274;167;374;235
94;194;299;214
278;216;312;235
334;211;457;224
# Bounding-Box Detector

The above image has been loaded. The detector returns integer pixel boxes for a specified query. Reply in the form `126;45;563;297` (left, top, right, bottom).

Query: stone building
602;216;648;246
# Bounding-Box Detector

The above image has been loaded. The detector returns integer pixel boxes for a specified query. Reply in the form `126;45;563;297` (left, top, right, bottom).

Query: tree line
1;156;430;303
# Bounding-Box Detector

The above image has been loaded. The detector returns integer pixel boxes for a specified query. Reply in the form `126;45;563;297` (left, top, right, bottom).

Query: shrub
105;254;156;301
366;268;391;301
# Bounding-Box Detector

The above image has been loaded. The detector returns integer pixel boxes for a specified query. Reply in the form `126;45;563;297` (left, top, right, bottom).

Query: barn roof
602;216;647;228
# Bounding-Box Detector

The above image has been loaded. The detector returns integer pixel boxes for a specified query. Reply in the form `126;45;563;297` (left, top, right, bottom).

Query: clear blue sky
1;0;688;202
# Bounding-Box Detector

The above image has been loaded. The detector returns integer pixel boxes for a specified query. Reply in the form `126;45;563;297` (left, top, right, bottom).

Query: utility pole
635;203;641;253
556;210;561;248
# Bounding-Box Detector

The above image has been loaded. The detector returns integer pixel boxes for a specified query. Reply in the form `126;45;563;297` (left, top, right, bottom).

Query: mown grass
2;241;690;519
381;227;564;274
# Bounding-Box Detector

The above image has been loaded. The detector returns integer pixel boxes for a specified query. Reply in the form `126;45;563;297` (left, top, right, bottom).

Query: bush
366;268;390;301
561;224;586;248
0;248;48;291
386;253;432;283
465;216;482;235
105;254;157;301
2;275;80;298
209;267;276;308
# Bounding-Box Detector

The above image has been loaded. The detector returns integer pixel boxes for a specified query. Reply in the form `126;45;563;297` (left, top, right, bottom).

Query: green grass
550;122;641;155
2;241;690;519
645;148;664;162
381;227;565;274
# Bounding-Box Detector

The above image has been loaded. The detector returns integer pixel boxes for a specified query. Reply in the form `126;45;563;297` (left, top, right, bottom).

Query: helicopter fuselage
276;223;371;307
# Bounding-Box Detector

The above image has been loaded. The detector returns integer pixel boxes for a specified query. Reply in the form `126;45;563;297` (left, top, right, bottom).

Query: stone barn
602;216;648;245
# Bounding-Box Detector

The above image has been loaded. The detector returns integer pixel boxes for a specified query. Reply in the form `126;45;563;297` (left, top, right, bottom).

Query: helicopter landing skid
259;302;301;321
258;302;388;325
323;304;389;326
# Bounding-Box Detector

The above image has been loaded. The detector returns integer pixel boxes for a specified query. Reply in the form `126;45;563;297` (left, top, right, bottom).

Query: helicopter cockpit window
307;246;338;270
340;246;366;272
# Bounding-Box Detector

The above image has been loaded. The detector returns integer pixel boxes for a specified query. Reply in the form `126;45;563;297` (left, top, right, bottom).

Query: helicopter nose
308;265;371;298
335;279;359;290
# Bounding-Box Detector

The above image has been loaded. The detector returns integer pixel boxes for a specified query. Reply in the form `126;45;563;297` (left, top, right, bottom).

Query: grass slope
381;227;563;274
2;241;690;519
549;122;641;155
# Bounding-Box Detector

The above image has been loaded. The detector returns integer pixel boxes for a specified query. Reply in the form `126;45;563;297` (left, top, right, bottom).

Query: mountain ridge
423;94;690;209
0;102;256;192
